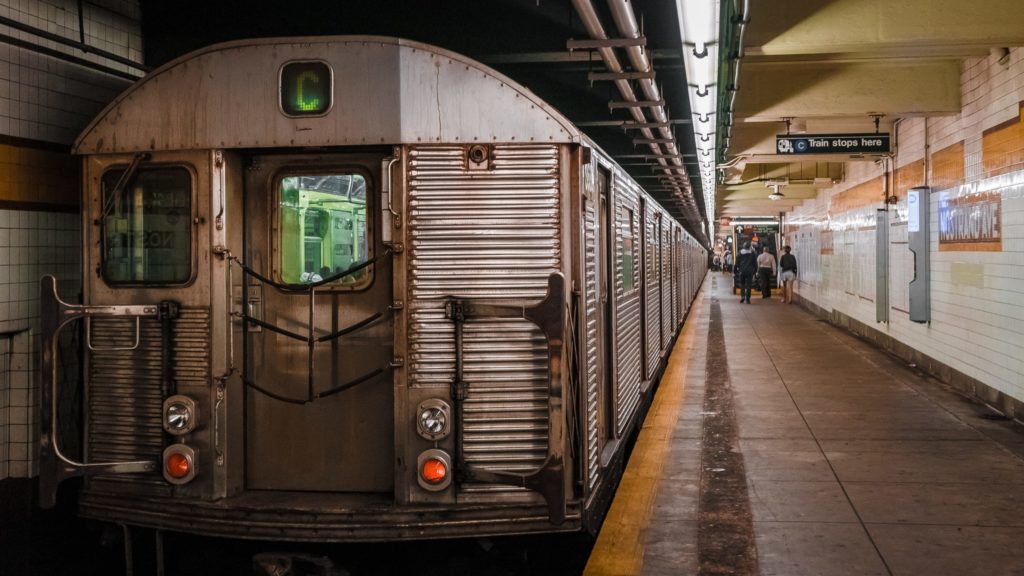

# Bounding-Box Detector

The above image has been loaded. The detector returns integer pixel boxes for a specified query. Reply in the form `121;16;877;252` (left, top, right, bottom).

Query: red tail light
421;458;447;484
162;445;196;485
416;449;452;491
166;452;191;479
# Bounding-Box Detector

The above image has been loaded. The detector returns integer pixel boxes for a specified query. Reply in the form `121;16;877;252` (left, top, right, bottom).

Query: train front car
38;36;704;542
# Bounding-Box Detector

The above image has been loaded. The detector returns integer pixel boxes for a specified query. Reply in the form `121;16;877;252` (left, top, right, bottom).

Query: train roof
74;36;581;155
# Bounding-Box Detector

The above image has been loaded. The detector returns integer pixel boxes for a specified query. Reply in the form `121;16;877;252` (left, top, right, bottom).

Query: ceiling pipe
721;0;749;157
605;0;705;229
571;0;704;233
604;1;686;174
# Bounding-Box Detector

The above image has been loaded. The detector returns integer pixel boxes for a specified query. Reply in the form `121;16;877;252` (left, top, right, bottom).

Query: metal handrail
38;276;162;509
444;272;567;524
85;316;142;351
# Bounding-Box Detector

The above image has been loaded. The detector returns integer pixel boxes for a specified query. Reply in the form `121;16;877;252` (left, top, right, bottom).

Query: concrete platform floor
586;273;1024;576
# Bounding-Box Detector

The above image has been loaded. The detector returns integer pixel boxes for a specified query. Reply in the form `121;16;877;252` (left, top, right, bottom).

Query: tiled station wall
0;0;141;482
787;48;1024;415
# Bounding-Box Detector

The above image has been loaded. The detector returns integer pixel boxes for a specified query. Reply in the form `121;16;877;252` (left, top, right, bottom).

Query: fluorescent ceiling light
731;219;779;225
677;0;720;238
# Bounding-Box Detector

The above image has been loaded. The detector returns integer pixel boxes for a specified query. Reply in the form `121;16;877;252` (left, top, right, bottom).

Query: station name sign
776;133;891;155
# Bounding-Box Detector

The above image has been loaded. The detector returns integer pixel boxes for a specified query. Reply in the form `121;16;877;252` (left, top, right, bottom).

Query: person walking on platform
724;251;733;274
757;247;776;299
736;242;757;303
779;245;797;304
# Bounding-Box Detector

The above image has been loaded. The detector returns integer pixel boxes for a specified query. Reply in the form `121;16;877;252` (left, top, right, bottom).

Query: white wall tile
0;0;140;145
789;48;1024;403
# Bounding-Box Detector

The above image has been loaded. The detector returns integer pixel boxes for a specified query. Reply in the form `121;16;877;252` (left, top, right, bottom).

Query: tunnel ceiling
138;0;708;243
718;0;1024;220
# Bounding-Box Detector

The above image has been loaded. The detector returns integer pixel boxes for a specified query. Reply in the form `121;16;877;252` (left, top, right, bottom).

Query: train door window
278;173;371;288
619;206;637;293
100;166;192;284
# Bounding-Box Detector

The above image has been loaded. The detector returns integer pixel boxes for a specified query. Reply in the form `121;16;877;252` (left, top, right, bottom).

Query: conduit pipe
605;0;704;224
720;0;749;157
571;0;702;228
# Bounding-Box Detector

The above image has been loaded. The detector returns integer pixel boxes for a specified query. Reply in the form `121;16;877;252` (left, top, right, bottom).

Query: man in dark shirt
735;242;758;304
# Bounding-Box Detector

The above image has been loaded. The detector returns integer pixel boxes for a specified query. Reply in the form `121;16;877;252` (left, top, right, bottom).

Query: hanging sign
776;133;891;155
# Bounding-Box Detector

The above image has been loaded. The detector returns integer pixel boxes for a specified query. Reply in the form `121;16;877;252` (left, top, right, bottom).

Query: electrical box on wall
908;187;930;323
876;209;889;323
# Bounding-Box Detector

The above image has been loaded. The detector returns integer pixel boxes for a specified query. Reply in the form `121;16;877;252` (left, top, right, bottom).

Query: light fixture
677;0;721;241
416;399;451;440
732;219;780;226
163;444;197;485
163;395;197;435
417;449;453;491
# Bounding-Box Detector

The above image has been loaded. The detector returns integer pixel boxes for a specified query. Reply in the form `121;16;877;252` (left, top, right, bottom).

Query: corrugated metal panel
679;233;687;317
583;198;600;491
613;178;642;436
645;205;660;379
87;308;211;494
407;144;560;497
661;223;672;347
673;229;680;325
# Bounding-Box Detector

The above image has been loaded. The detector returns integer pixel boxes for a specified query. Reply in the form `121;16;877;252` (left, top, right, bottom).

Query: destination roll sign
776;133;891;155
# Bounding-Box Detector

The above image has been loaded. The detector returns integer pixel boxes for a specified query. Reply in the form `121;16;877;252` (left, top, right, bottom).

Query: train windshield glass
100;167;192;284
278;173;370;286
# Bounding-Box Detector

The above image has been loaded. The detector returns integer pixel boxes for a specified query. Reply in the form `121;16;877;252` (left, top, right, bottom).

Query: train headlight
163;444;197;485
416;399;451;440
417;449;452;491
163;395;197;435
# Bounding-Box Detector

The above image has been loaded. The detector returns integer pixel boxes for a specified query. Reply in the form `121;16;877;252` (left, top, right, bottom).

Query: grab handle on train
38;275;162;509
444;271;567;524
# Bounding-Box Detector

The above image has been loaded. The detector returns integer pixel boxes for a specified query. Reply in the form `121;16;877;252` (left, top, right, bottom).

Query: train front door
242;152;394;492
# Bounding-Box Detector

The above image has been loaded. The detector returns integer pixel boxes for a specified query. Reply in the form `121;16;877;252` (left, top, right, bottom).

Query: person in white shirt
756;247;776;299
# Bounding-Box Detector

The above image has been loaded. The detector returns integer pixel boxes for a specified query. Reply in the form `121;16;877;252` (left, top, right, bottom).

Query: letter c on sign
295;71;320;111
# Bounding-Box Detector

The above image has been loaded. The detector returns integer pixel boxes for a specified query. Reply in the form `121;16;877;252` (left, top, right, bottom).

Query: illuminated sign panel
776;133;891;155
281;61;332;116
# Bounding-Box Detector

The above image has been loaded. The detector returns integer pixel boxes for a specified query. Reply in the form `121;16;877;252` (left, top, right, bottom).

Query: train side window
101;166;192;285
278;173;371;288
619;206;637;293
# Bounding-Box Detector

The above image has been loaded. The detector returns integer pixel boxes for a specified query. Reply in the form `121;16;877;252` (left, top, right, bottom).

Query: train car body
39;36;706;541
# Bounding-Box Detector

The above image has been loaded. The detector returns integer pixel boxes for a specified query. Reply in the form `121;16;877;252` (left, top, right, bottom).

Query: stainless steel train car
39;36;707;541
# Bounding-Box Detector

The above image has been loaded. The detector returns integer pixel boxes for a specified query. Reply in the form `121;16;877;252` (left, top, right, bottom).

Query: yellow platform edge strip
584;282;707;576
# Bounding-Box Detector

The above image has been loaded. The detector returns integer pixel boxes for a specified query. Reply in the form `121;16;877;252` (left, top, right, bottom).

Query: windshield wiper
101;152;150;219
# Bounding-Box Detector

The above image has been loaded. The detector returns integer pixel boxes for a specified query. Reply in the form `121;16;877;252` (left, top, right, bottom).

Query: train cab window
619;206;637;292
101;167;192;284
278;173;370;287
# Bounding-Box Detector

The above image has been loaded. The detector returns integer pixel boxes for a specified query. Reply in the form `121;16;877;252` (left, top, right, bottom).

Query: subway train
39;36;707;541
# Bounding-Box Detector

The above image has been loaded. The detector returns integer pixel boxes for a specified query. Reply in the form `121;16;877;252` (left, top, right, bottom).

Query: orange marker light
166;452;191;479
421;458;447;484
